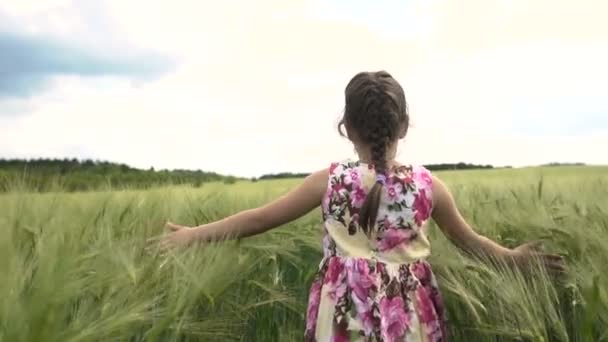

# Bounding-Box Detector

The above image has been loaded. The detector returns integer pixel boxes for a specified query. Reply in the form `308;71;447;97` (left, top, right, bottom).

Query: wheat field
1;166;607;341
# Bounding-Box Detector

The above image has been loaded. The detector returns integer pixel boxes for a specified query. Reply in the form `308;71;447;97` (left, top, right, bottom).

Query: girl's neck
355;142;399;166
357;158;400;171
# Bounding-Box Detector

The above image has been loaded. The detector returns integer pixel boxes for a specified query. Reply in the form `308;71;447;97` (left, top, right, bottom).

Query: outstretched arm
431;175;565;272
158;168;329;249
431;175;513;259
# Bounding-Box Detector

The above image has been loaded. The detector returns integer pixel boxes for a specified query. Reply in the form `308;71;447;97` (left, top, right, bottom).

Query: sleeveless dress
304;160;447;342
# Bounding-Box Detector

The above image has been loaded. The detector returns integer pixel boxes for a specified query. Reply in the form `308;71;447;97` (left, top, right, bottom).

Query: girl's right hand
147;222;197;253
510;241;567;274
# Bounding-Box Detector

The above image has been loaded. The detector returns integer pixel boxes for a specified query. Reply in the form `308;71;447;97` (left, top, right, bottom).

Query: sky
0;0;606;177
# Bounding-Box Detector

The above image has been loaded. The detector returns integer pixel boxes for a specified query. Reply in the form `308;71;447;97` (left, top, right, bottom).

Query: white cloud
1;0;606;177
0;0;73;15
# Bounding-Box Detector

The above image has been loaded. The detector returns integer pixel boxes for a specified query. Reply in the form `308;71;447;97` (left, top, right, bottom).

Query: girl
154;71;565;341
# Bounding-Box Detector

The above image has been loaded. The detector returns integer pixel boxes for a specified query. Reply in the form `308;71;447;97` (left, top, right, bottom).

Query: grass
1;166;607;341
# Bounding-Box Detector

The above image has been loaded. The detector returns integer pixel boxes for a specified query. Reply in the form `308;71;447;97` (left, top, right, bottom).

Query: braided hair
339;71;409;234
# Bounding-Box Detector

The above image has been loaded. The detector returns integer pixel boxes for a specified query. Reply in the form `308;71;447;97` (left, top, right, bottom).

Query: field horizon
1;165;607;341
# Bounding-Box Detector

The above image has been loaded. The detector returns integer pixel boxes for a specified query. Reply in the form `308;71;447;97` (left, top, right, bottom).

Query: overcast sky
1;0;606;177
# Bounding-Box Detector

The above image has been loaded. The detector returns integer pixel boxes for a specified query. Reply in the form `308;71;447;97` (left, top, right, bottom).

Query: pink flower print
430;287;446;321
345;259;377;336
349;293;375;335
388;187;397;198
325;258;345;285
416;286;441;337
378;228;415;252
413;189;432;226
382;181;403;204
322;234;334;259
379;296;410;342
306;280;322;332
411;262;431;285
383;217;395;229
351;170;360;182
360;309;375;336
404;174;414;185
324;258;347;300
413;167;432;188
346;259;375;301
387;181;403;199
351;187;367;207
329;282;347;301
376;262;387;275
322;196;330;212
333;182;345;194
344;169;361;187
332;322;350;342
429;287;447;339
330;162;339;175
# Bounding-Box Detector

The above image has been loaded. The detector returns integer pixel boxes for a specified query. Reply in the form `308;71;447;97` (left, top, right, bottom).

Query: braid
341;71;409;235
359;114;392;234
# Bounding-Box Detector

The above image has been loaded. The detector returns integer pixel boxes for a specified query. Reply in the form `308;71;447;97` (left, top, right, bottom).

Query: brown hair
338;71;409;234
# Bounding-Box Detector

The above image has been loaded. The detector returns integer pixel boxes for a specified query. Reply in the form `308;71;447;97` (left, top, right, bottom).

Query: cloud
0;0;606;175
431;0;608;51
0;32;175;98
0;4;177;99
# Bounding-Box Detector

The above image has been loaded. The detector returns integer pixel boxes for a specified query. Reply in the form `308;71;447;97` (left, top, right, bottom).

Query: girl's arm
158;168;329;249
431;175;565;271
431;175;514;259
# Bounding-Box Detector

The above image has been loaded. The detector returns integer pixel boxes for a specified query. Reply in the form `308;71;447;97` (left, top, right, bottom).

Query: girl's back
306;159;446;341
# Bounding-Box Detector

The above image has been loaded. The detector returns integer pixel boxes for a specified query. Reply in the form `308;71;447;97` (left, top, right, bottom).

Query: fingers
515;250;568;275
144;222;182;254
144;222;195;261
544;253;565;261
540;254;567;274
144;236;174;260
523;240;545;252
144;236;169;257
158;241;171;254
546;262;567;274
145;222;181;249
547;256;567;270
159;237;177;252
146;234;165;245
146;232;175;253
165;222;184;232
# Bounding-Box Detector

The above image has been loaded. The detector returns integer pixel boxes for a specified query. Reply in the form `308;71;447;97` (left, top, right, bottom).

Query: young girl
155;71;565;341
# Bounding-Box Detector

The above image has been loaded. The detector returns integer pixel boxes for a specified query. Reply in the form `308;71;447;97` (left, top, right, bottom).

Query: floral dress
305;160;447;342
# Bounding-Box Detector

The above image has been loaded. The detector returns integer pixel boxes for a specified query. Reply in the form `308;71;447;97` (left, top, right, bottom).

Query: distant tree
223;176;237;185
543;162;586;167
0;158;243;192
424;163;494;171
258;172;311;180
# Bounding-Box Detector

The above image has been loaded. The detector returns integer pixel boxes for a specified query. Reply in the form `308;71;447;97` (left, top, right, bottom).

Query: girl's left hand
510;240;567;274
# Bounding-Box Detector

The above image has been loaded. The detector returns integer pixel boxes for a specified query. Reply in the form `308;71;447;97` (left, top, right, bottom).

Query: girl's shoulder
410;164;433;176
328;158;366;175
393;162;432;175
328;159;433;175
393;163;434;190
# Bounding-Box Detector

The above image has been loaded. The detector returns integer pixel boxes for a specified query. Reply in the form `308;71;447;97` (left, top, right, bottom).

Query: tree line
0;158;512;192
254;163;497;180
0;158;238;192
